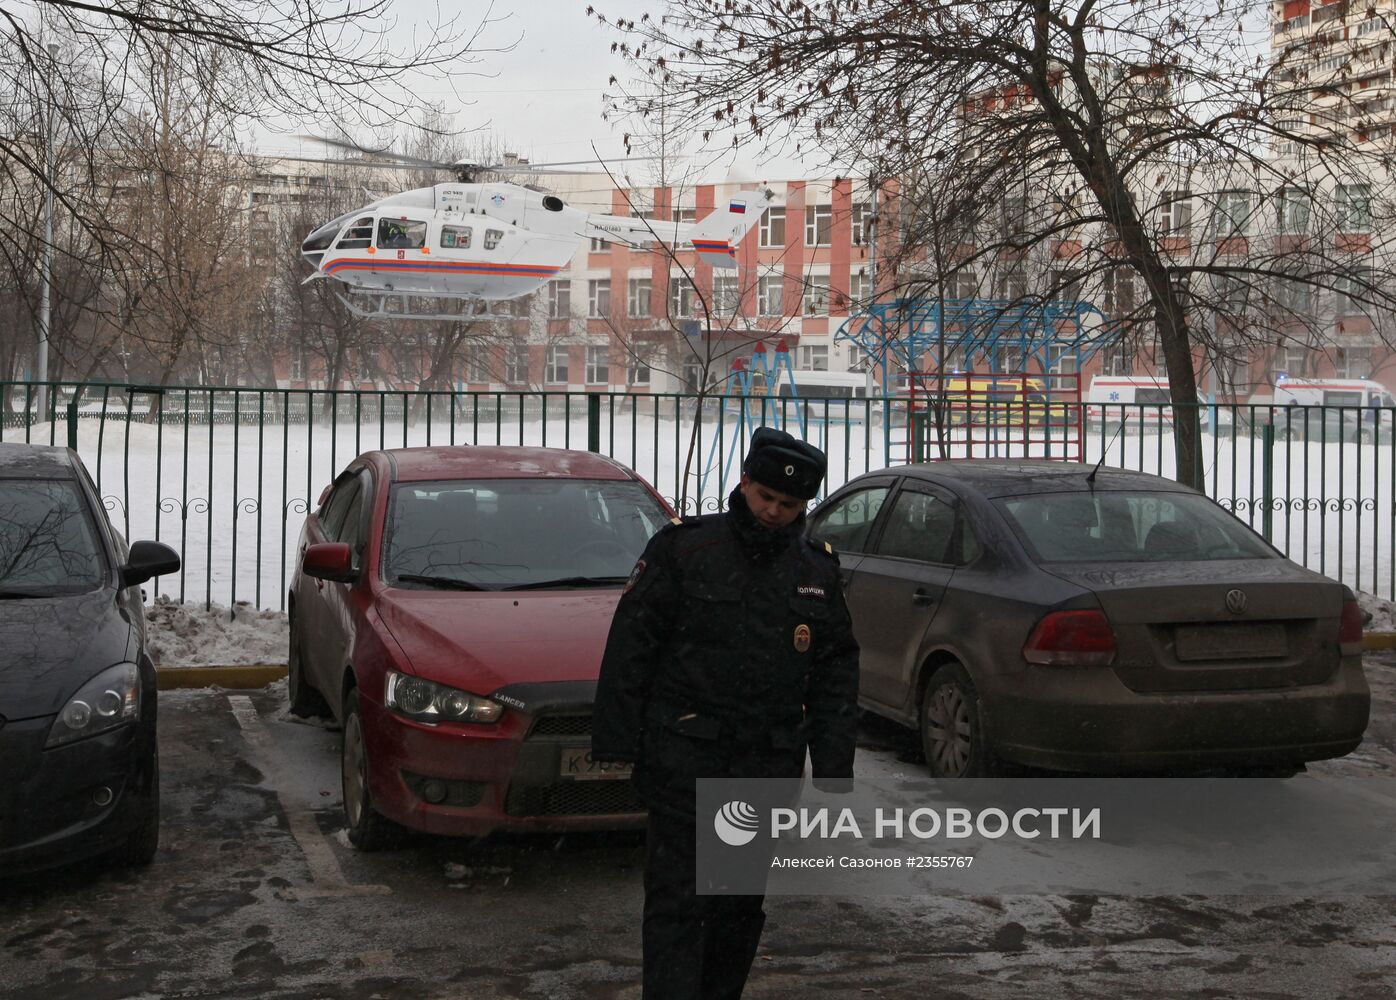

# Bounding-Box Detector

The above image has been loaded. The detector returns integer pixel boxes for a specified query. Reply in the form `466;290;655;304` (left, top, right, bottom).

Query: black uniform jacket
591;490;860;801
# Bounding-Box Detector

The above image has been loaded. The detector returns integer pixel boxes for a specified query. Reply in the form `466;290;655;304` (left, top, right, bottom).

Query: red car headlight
384;670;504;724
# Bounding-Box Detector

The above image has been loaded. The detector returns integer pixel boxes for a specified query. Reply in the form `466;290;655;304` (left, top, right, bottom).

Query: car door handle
912;588;937;606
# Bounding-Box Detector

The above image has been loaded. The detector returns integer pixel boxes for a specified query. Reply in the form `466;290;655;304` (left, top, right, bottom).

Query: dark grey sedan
809;461;1370;777
0;444;180;875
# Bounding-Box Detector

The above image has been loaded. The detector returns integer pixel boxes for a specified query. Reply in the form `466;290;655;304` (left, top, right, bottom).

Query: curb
156;664;288;690
1363;632;1396;652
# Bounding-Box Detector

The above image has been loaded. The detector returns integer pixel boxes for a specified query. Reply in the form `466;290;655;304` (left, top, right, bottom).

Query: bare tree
593;1;1396;488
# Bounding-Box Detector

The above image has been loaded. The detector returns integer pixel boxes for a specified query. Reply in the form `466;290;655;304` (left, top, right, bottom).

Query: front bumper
0;718;154;876
361;685;644;838
984;658;1371;774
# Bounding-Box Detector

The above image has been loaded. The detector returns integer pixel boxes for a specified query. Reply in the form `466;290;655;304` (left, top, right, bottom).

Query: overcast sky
257;1;810;186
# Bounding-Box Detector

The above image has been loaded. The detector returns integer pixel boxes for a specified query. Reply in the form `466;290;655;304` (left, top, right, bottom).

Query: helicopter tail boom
688;189;774;269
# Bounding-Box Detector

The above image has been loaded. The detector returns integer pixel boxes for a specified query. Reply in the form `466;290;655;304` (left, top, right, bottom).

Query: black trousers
642;804;767;1000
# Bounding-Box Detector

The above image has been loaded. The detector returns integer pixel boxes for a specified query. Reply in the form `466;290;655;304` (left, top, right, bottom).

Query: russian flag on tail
729;200;747;214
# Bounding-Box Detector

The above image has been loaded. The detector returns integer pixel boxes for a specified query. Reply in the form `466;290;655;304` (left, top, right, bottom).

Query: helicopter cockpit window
542;196;565;212
378;218;427;250
484;228;504;250
335;216;374;250
440;225;472;250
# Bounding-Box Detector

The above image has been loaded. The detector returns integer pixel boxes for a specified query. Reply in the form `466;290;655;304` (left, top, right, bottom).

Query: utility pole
36;42;57;422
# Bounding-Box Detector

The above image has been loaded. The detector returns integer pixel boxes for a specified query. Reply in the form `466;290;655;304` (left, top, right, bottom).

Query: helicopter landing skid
334;291;503;323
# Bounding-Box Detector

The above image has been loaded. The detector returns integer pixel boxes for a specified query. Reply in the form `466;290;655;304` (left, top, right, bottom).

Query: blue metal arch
834;297;1121;385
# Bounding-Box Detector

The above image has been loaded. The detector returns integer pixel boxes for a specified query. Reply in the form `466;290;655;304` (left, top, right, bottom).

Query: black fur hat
742;427;826;500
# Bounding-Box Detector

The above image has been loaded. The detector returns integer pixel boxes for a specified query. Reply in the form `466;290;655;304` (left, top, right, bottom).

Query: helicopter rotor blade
293;134;662;175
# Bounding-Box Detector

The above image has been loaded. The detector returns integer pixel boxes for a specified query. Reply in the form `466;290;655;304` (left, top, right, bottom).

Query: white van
1085;375;1234;433
775;370;897;424
1272;376;1394;411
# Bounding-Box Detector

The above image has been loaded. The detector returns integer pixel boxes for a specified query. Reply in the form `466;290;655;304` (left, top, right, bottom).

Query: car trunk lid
1041;561;1345;692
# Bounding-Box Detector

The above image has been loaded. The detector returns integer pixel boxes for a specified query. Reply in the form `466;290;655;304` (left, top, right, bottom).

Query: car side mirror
120;540;181;588
303;542;356;584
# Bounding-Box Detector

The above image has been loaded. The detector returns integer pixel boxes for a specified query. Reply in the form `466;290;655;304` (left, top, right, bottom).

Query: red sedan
287;446;674;848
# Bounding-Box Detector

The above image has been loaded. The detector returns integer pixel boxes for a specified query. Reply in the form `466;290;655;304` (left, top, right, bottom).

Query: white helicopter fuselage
300;183;770;305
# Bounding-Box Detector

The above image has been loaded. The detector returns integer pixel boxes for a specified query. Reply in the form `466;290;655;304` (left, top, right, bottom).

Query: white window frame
627;277;652;318
1336;183;1372;232
758;275;784;316
545;345;570;384
805;204;833;246
712;275;740;317
759;208;786;248
802;275;831;316
797;344;830;371
585;345;609;384
547;281;571;319
588;279;611;318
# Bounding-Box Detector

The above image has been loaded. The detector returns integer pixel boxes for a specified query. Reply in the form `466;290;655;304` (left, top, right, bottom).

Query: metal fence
3;381;1393;607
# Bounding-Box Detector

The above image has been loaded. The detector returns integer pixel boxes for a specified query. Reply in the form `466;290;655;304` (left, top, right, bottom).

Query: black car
809;460;1370;777
1270;406;1377;444
0;444;179;876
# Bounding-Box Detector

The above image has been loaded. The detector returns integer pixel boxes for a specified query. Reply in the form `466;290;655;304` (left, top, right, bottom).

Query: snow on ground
145;595;289;666
11;404;1396;608
1359;590;1396;631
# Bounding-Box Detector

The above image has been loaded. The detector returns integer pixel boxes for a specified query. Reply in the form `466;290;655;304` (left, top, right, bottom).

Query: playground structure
836;295;1115;462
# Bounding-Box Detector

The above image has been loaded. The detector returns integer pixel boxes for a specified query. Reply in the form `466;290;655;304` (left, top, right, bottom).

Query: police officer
592;427;860;1000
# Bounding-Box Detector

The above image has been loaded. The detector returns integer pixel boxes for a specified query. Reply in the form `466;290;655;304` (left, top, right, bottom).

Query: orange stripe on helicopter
692;240;735;257
323;259;561;277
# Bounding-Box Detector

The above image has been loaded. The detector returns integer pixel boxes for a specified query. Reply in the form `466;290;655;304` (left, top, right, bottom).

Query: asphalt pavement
3;660;1396;999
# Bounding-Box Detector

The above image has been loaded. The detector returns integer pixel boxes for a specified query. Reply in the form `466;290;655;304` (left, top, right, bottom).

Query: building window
505;344;528;384
847;269;869;309
675;208;696;225
1279;187;1310;234
588;279;611;318
590;236;610;252
1336;183;1372;232
712;275;740;317
847;345;867;372
996;264;1027;301
851;202;872;246
627;277;652;318
804;204;833;246
1102;343;1133;376
1216;274;1249;315
547;280;571;319
669;275;697;317
802;276;831;316
797;345;830;371
758;275;784;316
952;269;978;300
1337;267;1373;315
586;346;609;384
1045;345;1077;374
759;208;786;248
1213;190;1253;237
1282;346;1312;378
1001;195;1029;237
1102;268;1136;315
545;346;570;384
628;351;652;386
1160;190;1192;235
1338;346;1372;379
1277;277;1311;313
1049;268;1083;302
465;347;490;384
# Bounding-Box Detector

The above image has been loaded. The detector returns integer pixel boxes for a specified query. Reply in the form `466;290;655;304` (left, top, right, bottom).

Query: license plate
1175;623;1287;661
560;747;633;781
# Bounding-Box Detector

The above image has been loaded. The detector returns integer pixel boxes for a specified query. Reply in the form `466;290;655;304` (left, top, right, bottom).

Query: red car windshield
383;478;670;590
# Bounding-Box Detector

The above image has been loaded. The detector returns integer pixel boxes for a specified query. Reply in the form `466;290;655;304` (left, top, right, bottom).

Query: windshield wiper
501;576;630;591
394;573;493;592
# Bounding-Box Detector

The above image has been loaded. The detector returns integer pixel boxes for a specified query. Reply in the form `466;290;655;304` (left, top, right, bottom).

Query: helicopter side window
441;225;472;250
484;228;504;250
335;216;375;250
378;218;427;250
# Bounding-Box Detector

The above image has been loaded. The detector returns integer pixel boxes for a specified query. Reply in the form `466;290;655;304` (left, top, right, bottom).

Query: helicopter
297;144;775;320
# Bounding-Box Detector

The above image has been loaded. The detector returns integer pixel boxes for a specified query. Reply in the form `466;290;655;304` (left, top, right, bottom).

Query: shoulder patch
823;541;834;555
670;516;683;525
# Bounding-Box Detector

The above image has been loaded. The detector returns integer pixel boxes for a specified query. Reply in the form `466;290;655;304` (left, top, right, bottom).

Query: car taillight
1023;609;1117;667
1339;599;1364;656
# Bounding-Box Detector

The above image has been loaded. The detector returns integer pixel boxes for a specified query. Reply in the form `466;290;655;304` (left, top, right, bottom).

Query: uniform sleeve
591;528;681;763
806;567;861;780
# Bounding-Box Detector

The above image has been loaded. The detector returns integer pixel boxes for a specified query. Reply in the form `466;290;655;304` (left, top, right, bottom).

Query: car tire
919;663;999;778
113;747;160;867
288;607;331;719
341;688;403;851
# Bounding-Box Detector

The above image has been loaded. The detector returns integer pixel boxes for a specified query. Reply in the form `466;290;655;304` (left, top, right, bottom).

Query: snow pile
1358;590;1396;633
145;595;289;666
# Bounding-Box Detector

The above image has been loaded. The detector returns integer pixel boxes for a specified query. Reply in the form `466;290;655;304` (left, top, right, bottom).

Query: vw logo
1225;589;1248;615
